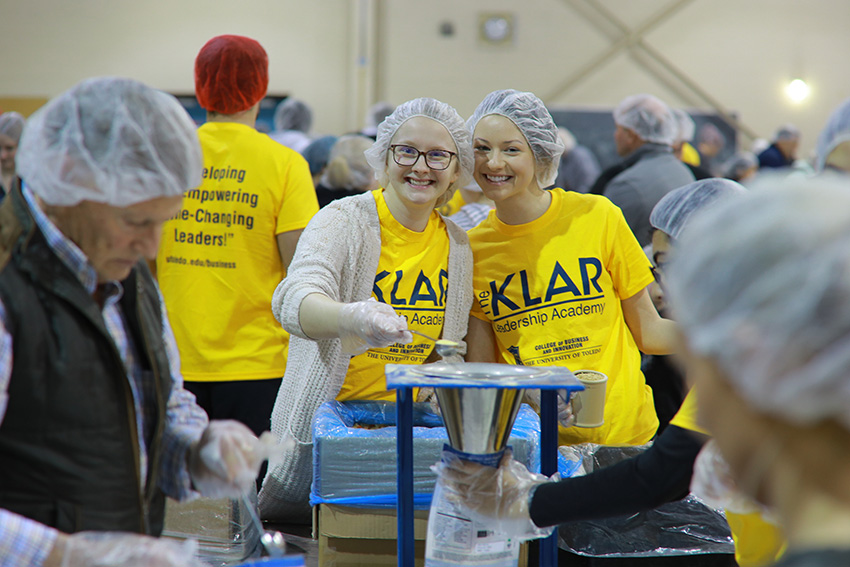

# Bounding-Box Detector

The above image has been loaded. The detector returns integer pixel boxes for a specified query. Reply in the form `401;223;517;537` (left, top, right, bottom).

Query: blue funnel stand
387;363;583;567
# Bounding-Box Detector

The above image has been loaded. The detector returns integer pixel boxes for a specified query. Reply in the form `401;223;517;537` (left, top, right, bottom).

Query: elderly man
757;124;800;170
599;94;695;246
0;77;267;566
0;111;25;200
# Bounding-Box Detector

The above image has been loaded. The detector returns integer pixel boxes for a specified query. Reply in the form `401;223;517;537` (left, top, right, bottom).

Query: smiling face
472;114;538;206
384;116;460;214
48;195;184;283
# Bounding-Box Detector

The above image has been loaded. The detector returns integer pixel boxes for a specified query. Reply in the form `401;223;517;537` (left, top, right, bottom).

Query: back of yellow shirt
339;189;450;401
670;390;787;567
469;189;657;445
157;122;319;381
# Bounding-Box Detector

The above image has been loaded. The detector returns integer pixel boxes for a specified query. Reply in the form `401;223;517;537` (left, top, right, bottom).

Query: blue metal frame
387;364;582;567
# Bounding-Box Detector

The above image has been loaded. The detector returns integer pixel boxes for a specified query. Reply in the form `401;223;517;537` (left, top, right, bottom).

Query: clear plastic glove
338;298;413;355
60;531;206;567
523;389;574;427
189;420;276;499
691;439;768;515
434;448;555;539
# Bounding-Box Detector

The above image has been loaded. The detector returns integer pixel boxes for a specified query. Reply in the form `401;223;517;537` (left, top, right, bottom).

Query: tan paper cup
571;370;608;428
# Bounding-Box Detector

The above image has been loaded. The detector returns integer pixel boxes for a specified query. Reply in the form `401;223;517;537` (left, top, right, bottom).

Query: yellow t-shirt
437;189;465;217
338;189;450;402
156;122;319;381
669;391;787;567
469;188;657;446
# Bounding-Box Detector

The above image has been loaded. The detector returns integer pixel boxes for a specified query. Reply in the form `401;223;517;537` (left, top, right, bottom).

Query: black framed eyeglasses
390;144;457;170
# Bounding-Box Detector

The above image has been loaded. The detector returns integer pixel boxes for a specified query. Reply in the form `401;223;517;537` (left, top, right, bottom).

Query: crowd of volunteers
2;31;850;567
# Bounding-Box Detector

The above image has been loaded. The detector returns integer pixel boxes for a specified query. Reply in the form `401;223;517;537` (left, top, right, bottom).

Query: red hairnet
194;35;269;115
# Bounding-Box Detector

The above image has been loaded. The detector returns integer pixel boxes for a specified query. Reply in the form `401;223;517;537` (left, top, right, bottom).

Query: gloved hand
59;531;206;567
435;448;555;539
189;420;276;499
523;389;574;427
690;439;772;516
338;298;413;355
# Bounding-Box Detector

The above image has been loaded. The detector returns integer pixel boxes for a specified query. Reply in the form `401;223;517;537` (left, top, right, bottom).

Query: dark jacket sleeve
529;425;709;528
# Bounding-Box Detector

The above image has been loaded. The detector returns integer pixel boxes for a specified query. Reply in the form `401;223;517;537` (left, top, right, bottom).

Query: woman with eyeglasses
464;89;677;448
259;98;474;522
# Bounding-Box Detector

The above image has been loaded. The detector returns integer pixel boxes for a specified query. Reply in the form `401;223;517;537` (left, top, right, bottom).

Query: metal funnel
436;386;524;454
428;362;534;454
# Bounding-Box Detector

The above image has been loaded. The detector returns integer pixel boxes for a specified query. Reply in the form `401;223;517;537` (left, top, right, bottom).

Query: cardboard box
313;504;528;567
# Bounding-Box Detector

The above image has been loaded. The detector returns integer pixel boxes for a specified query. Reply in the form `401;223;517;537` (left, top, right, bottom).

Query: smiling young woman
464;89;678;449
260;97;476;522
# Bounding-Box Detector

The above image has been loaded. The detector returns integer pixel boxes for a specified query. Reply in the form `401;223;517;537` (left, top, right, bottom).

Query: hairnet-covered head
722;151;759;181
364;97;473;204
16;77;202;207
322;134;375;191
273;98;312;133
773;123;800;142
613;94;678;146
671;109;695;143
0;112;25;143
195;35;269;115
467;89;565;187
666;177;850;431
815;97;850;172
302;135;338;177
367;101;395;130
650;178;746;241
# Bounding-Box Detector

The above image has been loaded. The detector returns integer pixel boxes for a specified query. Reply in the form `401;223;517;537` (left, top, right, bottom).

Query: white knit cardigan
258;191;473;521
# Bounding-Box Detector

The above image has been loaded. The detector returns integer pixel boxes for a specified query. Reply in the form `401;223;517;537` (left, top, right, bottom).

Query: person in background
0;111;25;200
552;126;600;193
260;97;474;523
448;180;494;231
444;178;786;567
722;151;759;184
671;108;712;179
268;97;313;153
314;134;378;208
598;93;695;246
0;77;266;567
666;178;850;566
156;36;319;466
464;89;676;448
695;122;726;176
302;134;338;187
815;96;850;175
360;101;395;139
757;124;800;170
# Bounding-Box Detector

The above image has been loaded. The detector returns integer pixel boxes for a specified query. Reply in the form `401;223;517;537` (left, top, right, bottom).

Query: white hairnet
16;77;202;207
0;112;25;142
614;94;678;146
273;98;312;133
773;123;800;142
671;109;695;143
321;134;374;191
815;97;850;172
650;178;746;241
364;97;473;197
666;177;850;431
722;151;758;180
467;89;565;187
367;101;395;129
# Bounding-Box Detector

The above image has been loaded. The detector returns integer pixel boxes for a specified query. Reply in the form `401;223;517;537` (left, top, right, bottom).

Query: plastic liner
310;400;540;508
556;443;736;558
